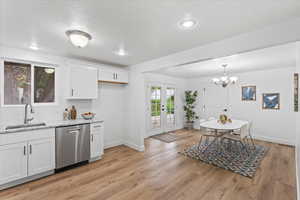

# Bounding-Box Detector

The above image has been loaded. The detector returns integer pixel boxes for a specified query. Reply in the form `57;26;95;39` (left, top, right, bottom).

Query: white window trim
0;58;58;107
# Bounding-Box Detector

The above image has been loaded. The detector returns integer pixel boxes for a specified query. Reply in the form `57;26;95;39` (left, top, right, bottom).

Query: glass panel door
166;87;175;129
147;84;176;136
150;86;161;129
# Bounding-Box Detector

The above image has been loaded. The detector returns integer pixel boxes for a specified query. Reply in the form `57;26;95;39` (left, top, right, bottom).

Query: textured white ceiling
155;43;297;78
1;0;300;66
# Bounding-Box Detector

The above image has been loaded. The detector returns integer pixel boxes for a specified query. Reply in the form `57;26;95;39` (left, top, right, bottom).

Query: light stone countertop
0;118;104;134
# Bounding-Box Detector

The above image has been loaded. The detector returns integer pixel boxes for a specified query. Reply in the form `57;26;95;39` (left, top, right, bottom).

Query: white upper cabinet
99;70;116;82
69;66;98;99
98;68;129;84
116;71;129;83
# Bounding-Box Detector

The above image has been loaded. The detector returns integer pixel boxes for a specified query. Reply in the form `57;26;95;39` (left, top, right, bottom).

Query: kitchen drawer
0;128;55;146
91;122;103;133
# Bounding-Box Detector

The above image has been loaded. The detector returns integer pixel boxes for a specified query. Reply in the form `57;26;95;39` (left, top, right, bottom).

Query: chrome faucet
24;103;34;124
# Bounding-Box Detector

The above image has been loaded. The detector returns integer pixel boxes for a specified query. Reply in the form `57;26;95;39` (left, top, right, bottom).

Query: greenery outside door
147;83;176;136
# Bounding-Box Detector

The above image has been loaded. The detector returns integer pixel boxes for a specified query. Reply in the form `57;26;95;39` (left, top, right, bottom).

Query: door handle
93;125;102;128
68;127;81;132
68;128;80;131
69;130;79;134
91;134;94;142
29;144;32;154
23;146;26;156
71;89;74;96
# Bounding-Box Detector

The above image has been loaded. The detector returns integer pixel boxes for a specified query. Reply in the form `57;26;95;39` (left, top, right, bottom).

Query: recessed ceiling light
114;48;128;57
178;19;198;30
66;30;92;48
29;44;39;50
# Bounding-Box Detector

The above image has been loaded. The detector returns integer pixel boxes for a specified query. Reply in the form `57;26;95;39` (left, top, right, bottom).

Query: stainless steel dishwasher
55;124;90;169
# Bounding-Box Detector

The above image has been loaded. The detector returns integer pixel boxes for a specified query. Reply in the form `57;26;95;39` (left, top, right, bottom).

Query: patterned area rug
181;140;268;178
151;132;193;143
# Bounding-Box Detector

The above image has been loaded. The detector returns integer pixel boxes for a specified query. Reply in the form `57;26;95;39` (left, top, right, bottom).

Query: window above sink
1;59;56;107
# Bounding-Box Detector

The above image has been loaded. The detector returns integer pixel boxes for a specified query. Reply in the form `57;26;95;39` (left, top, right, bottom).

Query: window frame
1;58;58;107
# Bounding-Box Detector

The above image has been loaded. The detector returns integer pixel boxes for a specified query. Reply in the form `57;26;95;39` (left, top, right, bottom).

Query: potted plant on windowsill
184;90;199;129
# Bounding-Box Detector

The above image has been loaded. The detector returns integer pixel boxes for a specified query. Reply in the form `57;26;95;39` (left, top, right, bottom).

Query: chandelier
212;64;238;88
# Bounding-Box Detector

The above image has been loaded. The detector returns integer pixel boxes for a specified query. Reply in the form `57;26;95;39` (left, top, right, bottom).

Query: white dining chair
198;118;218;150
199;118;213;135
246;121;255;148
199;118;206;124
223;124;250;156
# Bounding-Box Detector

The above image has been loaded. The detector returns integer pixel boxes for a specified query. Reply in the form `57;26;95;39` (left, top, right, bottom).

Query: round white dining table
200;119;248;131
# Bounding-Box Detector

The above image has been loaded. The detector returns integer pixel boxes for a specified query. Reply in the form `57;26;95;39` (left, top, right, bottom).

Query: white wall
95;83;126;148
186;67;296;145
295;42;300;200
124;70;146;151
0;46;127;148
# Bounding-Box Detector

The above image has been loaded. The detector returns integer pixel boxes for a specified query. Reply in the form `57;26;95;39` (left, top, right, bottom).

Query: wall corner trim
123;141;145;152
104;140;124;149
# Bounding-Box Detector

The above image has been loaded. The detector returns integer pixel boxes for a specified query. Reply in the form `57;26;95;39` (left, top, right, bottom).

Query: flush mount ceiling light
66;30;92;48
178;18;198;30
113;48;128;57
29;43;39;50
212;64;238;88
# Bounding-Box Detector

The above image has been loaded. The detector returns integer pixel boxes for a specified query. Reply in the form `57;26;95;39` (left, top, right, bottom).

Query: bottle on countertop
70;105;77;120
63;108;68;120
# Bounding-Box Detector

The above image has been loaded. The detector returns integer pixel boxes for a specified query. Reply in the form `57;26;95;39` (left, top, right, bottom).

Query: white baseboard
123;141;145;152
253;135;295;146
104;140;145;152
104;140;124;149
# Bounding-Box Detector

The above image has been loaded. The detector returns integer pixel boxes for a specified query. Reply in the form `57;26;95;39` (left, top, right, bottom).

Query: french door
147;83;176;137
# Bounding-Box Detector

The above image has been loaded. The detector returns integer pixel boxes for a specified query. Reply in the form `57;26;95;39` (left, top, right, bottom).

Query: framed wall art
294;73;299;112
262;93;280;110
242;86;256;101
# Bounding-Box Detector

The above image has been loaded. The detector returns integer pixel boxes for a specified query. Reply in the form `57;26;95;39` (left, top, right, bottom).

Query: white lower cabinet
28;138;55;176
0;142;27;185
0;129;55;187
90;122;104;160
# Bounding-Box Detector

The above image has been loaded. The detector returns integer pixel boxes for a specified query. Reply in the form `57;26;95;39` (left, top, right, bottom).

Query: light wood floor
0;130;296;200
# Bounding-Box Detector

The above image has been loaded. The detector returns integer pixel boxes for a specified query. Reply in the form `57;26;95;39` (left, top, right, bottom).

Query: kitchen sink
5;122;47;130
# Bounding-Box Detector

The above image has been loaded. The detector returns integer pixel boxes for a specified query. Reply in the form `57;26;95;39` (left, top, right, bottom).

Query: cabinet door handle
71;89;74;96
93;125;102;128
29;144;32;154
23;146;26;156
116;73;118;79
91;134;94;142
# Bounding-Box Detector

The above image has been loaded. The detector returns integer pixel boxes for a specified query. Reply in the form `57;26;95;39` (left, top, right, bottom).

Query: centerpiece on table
218;109;232;124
